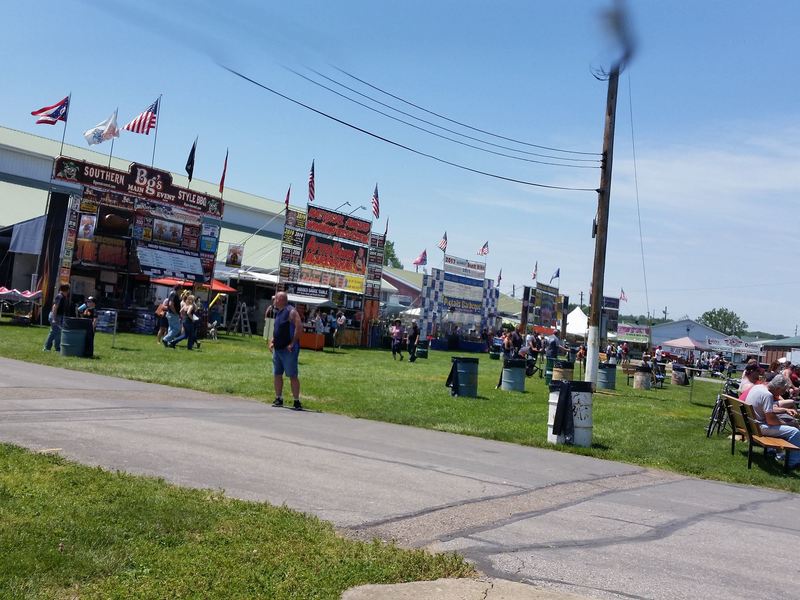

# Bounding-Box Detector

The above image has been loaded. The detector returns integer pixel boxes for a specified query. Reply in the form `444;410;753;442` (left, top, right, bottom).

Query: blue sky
3;1;799;335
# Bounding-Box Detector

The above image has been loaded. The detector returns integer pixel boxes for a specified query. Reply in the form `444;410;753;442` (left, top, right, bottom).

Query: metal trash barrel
416;340;429;359
597;362;617;390
450;357;479;397
501;358;526;392
552;360;574;383
547;381;593;447
634;366;652;390
544;357;556;384
671;364;687;385
60;317;89;357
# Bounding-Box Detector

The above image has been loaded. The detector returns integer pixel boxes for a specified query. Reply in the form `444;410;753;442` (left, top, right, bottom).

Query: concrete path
1;357;798;599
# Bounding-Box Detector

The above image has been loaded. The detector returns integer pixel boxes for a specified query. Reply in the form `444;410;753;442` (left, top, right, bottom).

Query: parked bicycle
706;377;741;438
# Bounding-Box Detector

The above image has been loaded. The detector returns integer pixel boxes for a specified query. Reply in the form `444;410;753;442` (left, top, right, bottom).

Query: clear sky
2;1;798;335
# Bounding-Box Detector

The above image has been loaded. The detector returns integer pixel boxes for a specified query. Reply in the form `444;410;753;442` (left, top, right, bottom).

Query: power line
303;66;601;164
627;72;650;320
286;67;598;170
221;65;598;192
332;64;601;157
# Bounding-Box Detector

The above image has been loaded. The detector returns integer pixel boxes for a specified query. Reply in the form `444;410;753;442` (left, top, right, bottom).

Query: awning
286;293;336;308
0;287;42;303
9;215;45;255
137;246;204;281
149;277;238;293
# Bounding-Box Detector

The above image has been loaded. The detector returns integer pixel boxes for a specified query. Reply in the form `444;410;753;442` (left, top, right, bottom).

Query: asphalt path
1;357;798;599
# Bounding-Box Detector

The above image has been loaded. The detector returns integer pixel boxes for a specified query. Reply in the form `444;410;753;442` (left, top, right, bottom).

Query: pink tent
662;336;711;351
0;287;42;303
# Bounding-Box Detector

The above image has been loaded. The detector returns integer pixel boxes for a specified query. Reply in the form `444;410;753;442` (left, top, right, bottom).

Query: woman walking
389;319;404;361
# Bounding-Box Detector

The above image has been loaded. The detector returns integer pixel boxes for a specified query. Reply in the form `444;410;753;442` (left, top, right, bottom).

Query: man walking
269;291;303;410
43;283;70;352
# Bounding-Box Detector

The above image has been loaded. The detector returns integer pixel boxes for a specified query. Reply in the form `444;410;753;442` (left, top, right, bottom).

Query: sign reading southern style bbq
53;157;223;217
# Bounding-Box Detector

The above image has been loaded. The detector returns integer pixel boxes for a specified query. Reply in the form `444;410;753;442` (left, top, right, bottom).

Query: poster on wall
226;243;244;268
78;214;96;240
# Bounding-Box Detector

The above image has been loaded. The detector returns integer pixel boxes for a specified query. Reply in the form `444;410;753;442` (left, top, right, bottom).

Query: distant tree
382;240;403;269
698;308;748;337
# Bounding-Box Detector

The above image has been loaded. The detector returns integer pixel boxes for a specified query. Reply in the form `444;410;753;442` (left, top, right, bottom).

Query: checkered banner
420;267;498;337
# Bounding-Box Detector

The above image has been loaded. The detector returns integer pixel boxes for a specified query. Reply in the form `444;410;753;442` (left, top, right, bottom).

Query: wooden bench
622;365;636;386
736;398;800;473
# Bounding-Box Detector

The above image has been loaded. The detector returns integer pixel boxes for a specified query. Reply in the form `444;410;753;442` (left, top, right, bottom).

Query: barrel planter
633;367;652;390
547;381;593;448
501;358;526;392
597;362;616;390
450;357;479;397
552;360;574;383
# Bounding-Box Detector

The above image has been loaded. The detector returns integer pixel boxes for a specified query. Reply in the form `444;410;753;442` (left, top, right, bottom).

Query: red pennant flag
284;184;291;209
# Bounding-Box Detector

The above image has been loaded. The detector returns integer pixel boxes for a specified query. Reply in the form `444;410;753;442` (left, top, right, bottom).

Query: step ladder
230;302;252;337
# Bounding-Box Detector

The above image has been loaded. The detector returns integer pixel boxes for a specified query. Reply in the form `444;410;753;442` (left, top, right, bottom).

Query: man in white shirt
745;374;800;469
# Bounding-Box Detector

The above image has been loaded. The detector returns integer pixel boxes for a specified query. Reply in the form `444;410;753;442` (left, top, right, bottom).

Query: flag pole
57;92;71;157
150;94;162;167
108;108;117;167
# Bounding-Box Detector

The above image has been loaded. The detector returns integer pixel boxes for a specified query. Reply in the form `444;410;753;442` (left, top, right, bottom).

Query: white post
585;325;600;385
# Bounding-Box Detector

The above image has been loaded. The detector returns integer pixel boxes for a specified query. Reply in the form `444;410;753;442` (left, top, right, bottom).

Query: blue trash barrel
597;362;616;390
60;317;88;357
501;358;526;392
452;356;479;397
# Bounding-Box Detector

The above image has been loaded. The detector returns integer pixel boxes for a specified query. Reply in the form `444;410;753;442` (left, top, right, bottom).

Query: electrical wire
333;64;602;156
302;67;601;164
627;72;650;321
221;65;598;192
286;67;598;170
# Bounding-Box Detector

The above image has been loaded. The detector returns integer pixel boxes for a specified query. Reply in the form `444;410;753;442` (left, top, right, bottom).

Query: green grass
0;444;473;599
1;318;798;494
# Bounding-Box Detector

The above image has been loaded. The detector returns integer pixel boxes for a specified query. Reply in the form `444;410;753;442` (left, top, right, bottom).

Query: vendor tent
400;307;421;317
662;336;712;351
150;277;238;293
0;287;42;303
565;306;588;337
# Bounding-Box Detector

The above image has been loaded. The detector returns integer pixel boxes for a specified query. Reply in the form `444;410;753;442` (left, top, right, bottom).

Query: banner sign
535;283;558;327
285;283;330;299
364;232;386;299
225;243;244;268
706;337;762;354
136;244;205;281
444;254;486;280
602;295;619;333
302;235;367;275
617;323;650;343
305;205;371;245
54;157;223;217
442;295;483;314
443;272;484;302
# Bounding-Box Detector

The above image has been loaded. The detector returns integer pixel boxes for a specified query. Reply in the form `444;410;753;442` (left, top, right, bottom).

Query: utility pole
662;306;668;321
585;64;620;385
579;291;584;307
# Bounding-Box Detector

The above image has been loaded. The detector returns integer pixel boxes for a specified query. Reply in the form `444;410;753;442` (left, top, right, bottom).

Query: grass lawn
1;318;798;495
0;444;472;599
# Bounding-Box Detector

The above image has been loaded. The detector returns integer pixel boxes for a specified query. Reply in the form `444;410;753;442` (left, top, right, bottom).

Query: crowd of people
156;284;202;350
736;357;800;469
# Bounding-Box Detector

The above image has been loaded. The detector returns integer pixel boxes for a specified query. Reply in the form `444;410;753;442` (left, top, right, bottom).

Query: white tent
400;306;421;317
566;306;588;338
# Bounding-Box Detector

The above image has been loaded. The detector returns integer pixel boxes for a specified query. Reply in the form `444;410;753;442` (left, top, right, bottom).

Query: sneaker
775;452;785;463
272;398;283;407
292;399;303;411
162;340;169;348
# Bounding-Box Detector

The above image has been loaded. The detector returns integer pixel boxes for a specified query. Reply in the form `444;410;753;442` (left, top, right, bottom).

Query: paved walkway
1;357;798;599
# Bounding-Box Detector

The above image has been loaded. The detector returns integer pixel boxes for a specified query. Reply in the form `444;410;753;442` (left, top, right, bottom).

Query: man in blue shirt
269;291;303;410
43;283;70;352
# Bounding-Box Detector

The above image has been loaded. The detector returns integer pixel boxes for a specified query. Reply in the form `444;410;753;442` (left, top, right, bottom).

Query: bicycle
706;377;740;438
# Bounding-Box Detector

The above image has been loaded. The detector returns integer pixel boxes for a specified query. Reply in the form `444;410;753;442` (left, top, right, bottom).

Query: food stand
277;204;385;347
48;157;223;331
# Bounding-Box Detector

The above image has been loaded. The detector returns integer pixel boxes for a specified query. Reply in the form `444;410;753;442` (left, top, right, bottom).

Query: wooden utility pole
585;64;620;385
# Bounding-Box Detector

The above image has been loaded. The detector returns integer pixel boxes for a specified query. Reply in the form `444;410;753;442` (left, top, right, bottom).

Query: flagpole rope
151;95;162;167
221;66;598;192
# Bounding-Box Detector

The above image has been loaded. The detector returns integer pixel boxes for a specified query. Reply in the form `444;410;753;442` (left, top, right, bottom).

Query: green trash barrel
451;356;479;397
501;358;526;392
416;340;429;359
61;317;92;357
544;357;556;385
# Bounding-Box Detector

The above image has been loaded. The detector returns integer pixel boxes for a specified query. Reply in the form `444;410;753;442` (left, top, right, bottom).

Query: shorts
273;345;299;377
159;315;169;328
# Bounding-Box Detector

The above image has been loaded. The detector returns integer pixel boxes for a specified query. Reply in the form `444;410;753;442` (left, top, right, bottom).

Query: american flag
123;98;159;135
531;261;538;280
31;95;69;125
371;184;380;219
308;160;315;202
477;241;489;256
619;288;628;302
437;232;447;252
284;184;291;209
